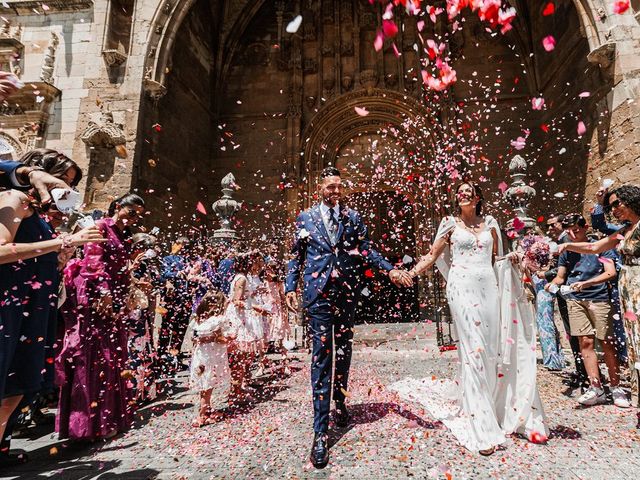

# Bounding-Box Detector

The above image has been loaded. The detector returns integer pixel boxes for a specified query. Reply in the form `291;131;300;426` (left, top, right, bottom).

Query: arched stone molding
0;131;24;159
142;0;266;99
301;88;438;202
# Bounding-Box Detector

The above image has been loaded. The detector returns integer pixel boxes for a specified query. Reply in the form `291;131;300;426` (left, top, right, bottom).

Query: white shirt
319;202;340;244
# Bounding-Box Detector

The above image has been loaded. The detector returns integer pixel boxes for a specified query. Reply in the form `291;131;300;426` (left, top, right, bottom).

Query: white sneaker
577;386;607;406
611;387;631;408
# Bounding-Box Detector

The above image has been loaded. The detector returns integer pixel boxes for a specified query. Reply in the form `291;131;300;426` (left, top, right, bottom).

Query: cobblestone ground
5;323;640;480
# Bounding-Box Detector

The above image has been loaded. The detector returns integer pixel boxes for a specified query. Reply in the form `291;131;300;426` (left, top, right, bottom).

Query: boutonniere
298;228;310;240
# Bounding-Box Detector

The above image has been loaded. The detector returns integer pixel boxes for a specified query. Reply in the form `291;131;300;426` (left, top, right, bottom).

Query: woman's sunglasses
604;199;621;213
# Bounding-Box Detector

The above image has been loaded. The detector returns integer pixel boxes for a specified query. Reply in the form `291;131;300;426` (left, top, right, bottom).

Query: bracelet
58;233;73;250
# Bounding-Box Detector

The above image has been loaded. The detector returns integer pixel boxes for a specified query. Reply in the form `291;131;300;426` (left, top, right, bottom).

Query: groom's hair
320;166;341;179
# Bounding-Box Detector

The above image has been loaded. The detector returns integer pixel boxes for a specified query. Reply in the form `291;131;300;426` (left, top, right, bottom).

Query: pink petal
382;19;398;38
498;181;508;193
354;106;369;116
542;35;556;52
531;97;545;110
196;201;207;215
613;0;630;14
577;120;586;136
374;31;384;51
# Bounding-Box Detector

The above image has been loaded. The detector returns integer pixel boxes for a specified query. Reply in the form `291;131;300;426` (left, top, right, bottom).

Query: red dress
55;218;134;440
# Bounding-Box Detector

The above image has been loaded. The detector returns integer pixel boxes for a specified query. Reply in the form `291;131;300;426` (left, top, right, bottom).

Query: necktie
328;208;339;244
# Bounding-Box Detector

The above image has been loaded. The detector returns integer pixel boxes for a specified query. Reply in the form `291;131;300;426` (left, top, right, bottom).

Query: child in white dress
263;260;291;374
189;290;236;426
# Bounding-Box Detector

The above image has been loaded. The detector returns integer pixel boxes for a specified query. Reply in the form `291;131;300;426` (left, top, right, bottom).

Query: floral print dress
618;221;640;407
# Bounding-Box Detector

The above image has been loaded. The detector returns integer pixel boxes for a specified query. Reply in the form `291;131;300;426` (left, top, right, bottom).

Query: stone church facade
0;0;639;253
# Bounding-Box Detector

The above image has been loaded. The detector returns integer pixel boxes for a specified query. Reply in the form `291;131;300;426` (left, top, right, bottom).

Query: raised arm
559;231;623;255
0;190;103;264
408;234;450;278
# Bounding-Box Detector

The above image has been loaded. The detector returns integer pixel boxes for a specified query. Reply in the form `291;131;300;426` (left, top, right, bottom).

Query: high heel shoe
479;446;496;456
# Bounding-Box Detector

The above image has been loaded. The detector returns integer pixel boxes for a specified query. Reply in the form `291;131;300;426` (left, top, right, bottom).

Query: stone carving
40;32;59;84
360;12;377;29
0;1;93;14
321;43;334;57
102;48;127;67
587;42;616;69
341;41;354;56
143;69;167;100
0;103;25;116
341;75;353;91
303;58;318;74
503;154;537;230
212;173;241;242
80;111;126;148
0;132;23;157
244;42;269;66
359;69;378;88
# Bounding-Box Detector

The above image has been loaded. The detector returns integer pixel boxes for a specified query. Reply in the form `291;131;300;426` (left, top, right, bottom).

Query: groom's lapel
336;207;349;243
310;205;332;247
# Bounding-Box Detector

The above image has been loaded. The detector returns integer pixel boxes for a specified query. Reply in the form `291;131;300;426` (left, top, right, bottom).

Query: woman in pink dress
56;193;145;441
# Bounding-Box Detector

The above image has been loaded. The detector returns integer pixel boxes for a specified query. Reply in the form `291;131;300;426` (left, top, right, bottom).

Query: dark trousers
557;296;588;383
307;280;357;433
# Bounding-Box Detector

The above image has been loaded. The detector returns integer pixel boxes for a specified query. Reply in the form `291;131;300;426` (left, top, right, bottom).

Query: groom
285;167;412;469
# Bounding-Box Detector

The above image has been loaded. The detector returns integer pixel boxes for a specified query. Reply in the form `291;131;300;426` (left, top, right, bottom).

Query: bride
391;181;549;455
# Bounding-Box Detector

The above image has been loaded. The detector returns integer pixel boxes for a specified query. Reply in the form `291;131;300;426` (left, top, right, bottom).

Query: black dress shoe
0;452;29;468
309;432;329;469
335;405;351;428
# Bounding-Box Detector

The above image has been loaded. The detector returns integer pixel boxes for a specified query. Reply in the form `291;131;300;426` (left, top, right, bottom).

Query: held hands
285;291;299;312
389;269;413;287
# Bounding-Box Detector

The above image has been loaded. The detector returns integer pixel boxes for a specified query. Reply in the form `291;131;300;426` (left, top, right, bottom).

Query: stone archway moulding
142;0;607;99
301;88;438;201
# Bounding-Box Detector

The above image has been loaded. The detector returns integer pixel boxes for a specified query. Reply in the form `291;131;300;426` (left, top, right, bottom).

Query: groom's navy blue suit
285;203;393;433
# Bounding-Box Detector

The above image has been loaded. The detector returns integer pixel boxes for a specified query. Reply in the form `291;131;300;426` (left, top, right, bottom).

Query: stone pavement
4;323;640;480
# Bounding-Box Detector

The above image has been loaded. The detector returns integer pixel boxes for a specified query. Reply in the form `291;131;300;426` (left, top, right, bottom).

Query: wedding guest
56;193;146;441
225;253;258;404
521;234;565;370
0;182;102;465
545;213;588;390
126;233;161;403
560;185;640;412
158;236;193;374
263;259;291;375
548;214;627;407
189;290;235;427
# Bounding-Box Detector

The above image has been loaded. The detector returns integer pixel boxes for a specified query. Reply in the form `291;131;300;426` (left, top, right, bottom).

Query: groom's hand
285;291;299;312
389;269;413;287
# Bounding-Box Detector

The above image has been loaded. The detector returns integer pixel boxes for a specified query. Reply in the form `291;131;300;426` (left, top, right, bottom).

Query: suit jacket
0;160;21;190
285;204;394;307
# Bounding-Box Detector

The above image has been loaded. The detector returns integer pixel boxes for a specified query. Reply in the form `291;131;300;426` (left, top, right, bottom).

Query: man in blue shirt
548;214;628;408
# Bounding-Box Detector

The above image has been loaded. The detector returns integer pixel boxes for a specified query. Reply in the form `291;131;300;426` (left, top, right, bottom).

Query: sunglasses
125;207;141;218
605;199;621;213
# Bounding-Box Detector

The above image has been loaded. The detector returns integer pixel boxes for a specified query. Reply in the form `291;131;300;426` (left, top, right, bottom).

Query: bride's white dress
391;216;548;452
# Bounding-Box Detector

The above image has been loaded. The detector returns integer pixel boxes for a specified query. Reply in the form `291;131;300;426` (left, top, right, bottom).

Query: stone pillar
503;154;537;231
584;6;640;204
211;173;241;242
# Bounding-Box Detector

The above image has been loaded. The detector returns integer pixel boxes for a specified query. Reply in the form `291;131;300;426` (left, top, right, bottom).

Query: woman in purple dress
56;193;145;441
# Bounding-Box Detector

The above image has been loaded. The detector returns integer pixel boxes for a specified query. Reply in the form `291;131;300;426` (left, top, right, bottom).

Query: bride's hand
506;252;522;265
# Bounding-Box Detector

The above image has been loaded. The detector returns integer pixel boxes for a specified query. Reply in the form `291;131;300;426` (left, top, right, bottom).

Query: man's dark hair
547;214;565;223
561;213;587;228
320;166;341;179
604;185;640;216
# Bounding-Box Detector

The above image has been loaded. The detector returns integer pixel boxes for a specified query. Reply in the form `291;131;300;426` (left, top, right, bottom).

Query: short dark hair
320;166;341;179
547;214;565;224
233;253;251;274
604;185;640;216
561;213;587;228
107;193;145;217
